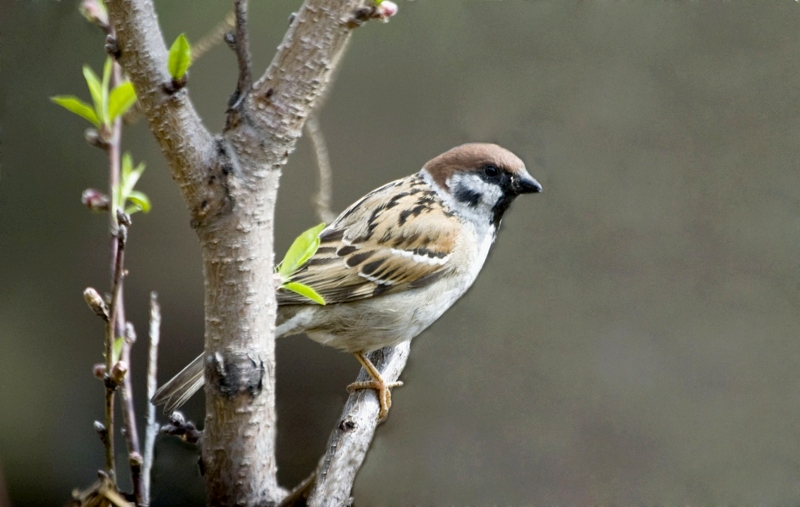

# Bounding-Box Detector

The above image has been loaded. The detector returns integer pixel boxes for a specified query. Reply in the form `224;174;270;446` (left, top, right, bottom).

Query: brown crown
423;143;526;191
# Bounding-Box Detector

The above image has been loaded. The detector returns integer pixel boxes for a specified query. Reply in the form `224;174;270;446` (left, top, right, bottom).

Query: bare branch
308;342;411;506
106;0;217;218
305;116;336;223
243;1;370;156
142;292;161;503
120;322;144;506
103;220;127;481
232;0;252;102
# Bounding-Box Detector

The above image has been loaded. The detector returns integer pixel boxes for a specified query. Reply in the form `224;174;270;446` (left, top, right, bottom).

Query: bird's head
423;143;542;227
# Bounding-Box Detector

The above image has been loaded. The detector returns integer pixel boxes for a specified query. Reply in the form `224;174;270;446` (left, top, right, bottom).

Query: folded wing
278;174;459;305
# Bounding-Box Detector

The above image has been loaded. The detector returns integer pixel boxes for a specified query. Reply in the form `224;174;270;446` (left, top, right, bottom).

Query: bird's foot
346;378;404;420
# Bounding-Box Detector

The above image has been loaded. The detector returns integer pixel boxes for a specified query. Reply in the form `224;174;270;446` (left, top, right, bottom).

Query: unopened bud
105;35;121;60
82;188;110;212
129;452;143;467
83;287;110;320
375;1;398;20
111;361;128;383
93;363;107;379
84;128;109;150
169;412;186;426
116;209;132;227
79;0;109;31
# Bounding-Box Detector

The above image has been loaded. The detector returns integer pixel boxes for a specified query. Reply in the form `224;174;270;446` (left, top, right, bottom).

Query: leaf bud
83;287;110;320
81;188;110;212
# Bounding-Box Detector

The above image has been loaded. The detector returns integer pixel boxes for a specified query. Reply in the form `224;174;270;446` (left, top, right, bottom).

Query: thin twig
232;0;252;99
142;292;161;503
120;322;144;506
305;116;336;224
102;52;126;484
108;55;146;506
104;219;127;482
192;11;235;63
278;470;317;507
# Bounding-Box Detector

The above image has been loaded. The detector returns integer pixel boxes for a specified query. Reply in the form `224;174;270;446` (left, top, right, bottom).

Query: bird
152;143;542;419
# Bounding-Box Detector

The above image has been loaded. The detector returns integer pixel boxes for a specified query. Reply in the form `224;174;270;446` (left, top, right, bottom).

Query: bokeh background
3;1;800;505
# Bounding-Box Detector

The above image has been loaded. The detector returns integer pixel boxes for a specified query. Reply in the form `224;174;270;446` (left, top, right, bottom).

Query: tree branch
308;342;411;506
106;0;217;219
231;0;252;102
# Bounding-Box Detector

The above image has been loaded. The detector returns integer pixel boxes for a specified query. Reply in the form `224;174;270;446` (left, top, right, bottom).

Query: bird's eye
483;165;499;178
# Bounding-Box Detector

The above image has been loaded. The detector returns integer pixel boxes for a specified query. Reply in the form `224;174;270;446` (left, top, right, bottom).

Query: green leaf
121;152;133;180
113;336;125;363
126;190;151;214
278;223;326;279
282;282;326;305
108;81;137;122
168;34;192;80
123;160;145;199
51;96;99;126
83;65;105;125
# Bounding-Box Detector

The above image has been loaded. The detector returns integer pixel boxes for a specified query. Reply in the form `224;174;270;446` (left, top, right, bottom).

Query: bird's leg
346;350;403;420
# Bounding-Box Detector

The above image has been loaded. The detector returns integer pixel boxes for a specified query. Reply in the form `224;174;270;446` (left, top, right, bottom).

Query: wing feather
277;174;459;305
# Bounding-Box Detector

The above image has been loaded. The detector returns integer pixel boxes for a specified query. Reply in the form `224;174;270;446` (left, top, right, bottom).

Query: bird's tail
151;353;205;413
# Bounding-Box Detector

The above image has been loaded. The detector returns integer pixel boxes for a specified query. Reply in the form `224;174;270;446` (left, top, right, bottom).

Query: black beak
514;173;542;195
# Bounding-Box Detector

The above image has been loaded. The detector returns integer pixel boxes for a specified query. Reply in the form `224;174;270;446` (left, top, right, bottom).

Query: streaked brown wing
277;174;459;305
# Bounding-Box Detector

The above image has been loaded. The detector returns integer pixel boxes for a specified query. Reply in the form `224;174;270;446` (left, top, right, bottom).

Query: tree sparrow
153;143;542;419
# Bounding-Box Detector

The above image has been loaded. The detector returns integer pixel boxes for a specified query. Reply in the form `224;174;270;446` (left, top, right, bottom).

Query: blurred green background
3;1;800;505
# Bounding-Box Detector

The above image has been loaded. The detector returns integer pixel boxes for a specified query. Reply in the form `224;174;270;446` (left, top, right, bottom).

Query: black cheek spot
454;186;481;207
